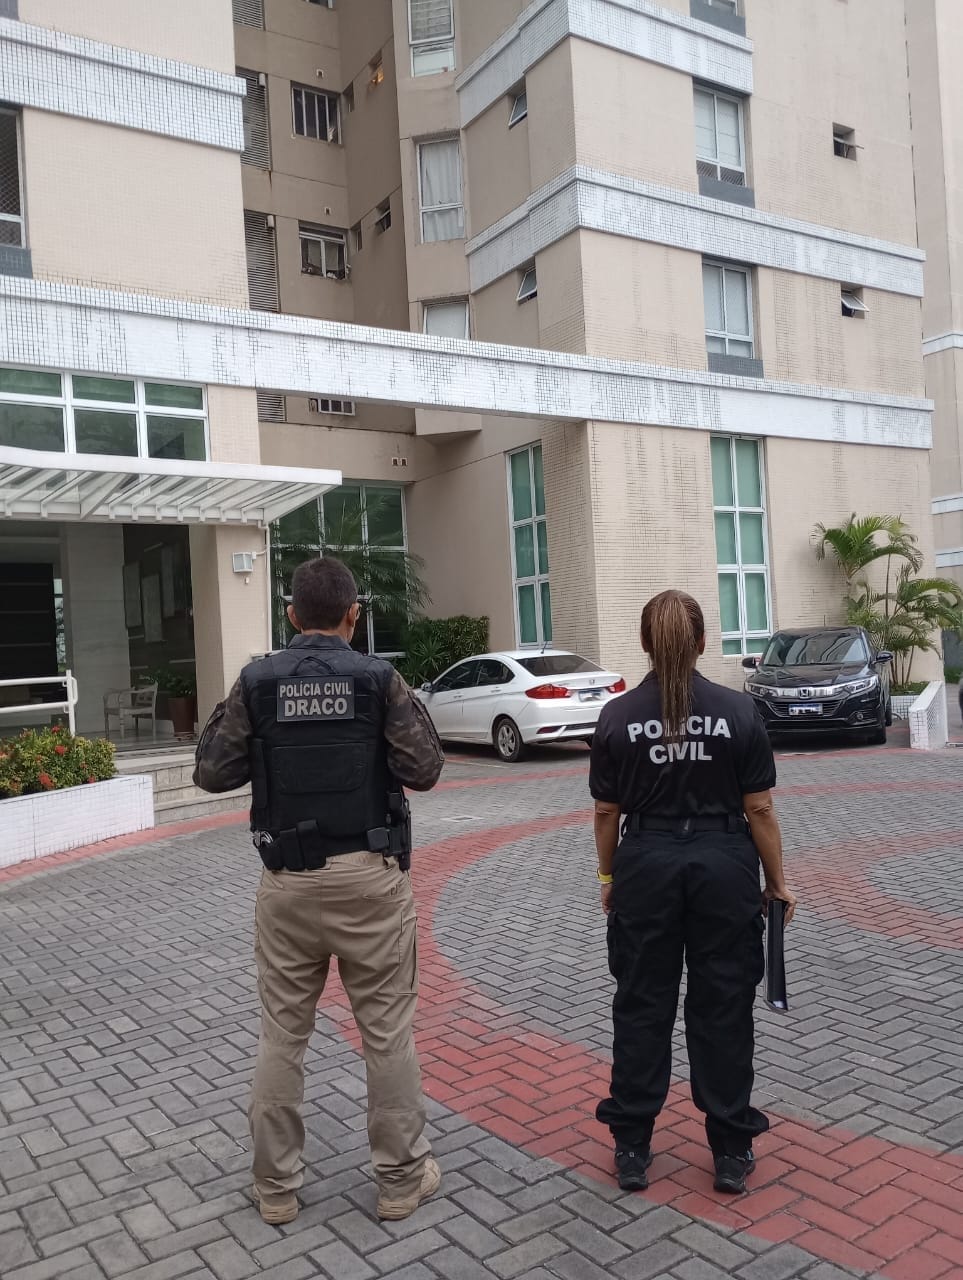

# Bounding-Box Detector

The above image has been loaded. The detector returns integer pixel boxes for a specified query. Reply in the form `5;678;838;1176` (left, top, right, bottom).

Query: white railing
0;671;78;735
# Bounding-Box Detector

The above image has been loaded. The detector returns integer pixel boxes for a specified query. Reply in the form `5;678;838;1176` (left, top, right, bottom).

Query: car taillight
526;684;573;700
606;678;626;694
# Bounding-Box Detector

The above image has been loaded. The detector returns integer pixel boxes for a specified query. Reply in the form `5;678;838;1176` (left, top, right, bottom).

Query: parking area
0;734;961;1280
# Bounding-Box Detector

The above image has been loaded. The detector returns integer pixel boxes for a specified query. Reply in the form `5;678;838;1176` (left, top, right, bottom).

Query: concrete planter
0;775;154;870
890;695;917;721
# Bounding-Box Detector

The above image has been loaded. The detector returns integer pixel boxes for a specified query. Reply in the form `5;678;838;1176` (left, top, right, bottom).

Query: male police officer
194;556;444;1225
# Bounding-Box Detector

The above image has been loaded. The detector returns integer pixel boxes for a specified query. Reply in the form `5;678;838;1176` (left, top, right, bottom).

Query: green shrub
891;681;928;697
944;666;962;686
395;615;489;686
0;727;116;799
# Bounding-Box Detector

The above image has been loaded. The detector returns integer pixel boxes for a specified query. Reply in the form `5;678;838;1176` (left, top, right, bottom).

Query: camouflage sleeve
193;679;253;793
384;669;444;792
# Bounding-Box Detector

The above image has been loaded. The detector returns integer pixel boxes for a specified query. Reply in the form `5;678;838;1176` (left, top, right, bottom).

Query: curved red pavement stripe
322;813;963;1276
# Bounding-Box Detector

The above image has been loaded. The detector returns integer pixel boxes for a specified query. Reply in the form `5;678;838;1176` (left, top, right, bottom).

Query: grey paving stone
87;1232;149;1278
488;1234;568;1279
673;1224;754;1272
121;1205;175;1243
0;1229;38;1271
196;1238;259;1280
737;1245;816;1280
613;1238;690;1280
309;1239;376;1280
19;1199;73;1240
500;1203;572;1244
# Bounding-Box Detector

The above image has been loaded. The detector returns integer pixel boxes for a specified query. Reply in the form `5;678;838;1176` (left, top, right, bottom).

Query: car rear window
516;654;602;677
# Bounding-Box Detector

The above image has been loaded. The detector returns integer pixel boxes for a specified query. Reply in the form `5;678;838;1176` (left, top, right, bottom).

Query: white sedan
415;650;626;762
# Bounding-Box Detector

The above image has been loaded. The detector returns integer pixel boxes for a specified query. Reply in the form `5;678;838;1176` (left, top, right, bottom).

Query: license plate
579;690;602;702
789;703;822;717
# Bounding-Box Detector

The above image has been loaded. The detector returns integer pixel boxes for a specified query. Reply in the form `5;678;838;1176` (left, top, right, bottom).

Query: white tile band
0;17;244;152
467;167;926;297
0;276;932;449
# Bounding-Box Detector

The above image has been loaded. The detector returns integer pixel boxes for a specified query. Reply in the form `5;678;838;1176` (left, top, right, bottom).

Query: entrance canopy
0;447;341;525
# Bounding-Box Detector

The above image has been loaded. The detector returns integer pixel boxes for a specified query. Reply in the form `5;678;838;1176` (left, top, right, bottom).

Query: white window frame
711;435;772;657
833;125;857;160
705;0;738;11
417;138;464;243
507;444;551;647
0;107;26;248
509;89;528;128
291;83;341;143
299;224;347;279
408;0;455;76
841;286;868;319
694;85;746;184
423;299;470;339
703;261;754;357
517;267;537;303
309;397;355;416
0;366;210;461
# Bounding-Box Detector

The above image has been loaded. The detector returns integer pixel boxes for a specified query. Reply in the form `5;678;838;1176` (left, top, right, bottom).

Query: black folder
765;898;789;1011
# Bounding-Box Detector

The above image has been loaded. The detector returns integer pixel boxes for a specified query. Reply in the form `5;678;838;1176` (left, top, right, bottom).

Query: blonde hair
640;590;705;741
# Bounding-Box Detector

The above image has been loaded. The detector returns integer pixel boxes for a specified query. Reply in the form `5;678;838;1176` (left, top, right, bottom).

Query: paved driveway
0;737;961;1280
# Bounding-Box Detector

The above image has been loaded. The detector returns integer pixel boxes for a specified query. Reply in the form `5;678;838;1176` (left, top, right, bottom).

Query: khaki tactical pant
249;852;430;1206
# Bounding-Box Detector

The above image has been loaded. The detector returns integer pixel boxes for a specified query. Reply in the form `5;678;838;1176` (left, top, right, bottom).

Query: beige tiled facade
0;0;943;735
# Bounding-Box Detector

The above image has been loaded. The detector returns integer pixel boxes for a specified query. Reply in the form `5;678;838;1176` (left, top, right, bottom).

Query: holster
387;789;412;871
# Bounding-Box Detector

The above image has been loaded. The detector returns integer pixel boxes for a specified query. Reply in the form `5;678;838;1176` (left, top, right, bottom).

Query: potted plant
142;666;197;738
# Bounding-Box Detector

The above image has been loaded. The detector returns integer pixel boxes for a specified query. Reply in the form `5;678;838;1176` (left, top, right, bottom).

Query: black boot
614;1146;654;1191
713;1150;755;1194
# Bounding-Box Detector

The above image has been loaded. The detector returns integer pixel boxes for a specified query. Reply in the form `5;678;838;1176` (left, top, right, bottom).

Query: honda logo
798;688;814;699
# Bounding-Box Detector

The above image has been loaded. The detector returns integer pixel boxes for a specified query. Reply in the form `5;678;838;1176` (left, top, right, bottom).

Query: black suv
743;626;892;744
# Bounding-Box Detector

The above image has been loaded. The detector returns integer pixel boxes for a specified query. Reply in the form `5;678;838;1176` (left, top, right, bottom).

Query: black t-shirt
589;671;776;817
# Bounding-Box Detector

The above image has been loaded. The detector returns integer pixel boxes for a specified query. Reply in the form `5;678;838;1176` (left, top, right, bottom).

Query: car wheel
867;711;887;746
494;717;526;763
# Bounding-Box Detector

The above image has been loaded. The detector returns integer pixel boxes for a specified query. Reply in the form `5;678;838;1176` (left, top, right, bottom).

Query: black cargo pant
596;831;769;1156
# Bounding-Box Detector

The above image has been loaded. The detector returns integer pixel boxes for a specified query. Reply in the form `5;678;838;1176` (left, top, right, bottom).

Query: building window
343;83;355;113
299;223;347;279
244;210;279;311
352;222;363;253
703;262;753;357
424;299;469;339
841;286;868;319
418;139;464;242
238;69;270;169
308;397;355;415
694;86;745;186
375;198;392;234
409;0;455;76
0;367;208;461
509;88;528;128
517;267;537;303
272;484;409;655
292;84;341;142
369;55;385;88
705;0;738;10
711;435;770;656
232;0;264;27
508;445;551;646
0;109;24;249
305;0;334;6
833;125;857;160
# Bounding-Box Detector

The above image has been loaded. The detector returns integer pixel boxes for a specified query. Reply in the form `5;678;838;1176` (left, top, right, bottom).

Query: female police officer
590;589;796;1195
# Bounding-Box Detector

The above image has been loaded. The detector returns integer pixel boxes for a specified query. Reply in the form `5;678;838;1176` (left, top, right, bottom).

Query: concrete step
154;787;250;825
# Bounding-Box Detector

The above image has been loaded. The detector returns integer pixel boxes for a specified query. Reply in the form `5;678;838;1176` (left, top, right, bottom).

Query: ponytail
640;591;705;742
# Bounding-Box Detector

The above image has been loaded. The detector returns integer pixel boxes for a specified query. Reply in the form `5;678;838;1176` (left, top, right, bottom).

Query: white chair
104;684;158;739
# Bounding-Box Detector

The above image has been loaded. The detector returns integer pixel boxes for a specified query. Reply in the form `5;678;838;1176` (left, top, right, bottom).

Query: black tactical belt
623;813;749;838
256;823;389;872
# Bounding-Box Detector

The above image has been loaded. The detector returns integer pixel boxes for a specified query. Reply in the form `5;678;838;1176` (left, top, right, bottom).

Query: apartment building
906;0;963;614
0;0;937;736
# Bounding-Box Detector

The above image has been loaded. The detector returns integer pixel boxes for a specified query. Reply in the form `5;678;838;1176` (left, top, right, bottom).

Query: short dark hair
290;557;358;630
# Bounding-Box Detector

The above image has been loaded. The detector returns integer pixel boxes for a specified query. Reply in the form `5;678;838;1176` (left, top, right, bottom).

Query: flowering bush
0;727;116;799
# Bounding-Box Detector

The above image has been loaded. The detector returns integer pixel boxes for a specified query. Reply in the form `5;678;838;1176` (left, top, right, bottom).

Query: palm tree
271;492;429;650
814;514;922;598
845;569;963;686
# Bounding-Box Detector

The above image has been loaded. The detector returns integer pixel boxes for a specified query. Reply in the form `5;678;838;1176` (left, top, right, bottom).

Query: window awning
0;447;342;525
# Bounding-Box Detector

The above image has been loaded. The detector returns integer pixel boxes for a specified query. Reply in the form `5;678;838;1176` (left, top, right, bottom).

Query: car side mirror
876;651;893;665
421;681;433;693
741;656;759;670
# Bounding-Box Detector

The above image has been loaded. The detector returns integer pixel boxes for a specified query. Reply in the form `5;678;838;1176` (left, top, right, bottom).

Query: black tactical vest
241;635;394;860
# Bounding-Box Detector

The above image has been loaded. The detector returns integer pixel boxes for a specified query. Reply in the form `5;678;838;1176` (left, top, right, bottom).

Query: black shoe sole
616;1154;654;1192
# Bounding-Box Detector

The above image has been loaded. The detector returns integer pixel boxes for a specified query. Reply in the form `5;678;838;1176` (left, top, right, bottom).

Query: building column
60;524;131;736
190;525;271;723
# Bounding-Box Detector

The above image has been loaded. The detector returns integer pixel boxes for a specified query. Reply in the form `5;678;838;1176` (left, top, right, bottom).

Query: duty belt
254;821;396;872
622;813;749;838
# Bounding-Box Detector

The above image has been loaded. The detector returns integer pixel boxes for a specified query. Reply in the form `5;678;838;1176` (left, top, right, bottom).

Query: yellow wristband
597;869;613;884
